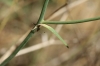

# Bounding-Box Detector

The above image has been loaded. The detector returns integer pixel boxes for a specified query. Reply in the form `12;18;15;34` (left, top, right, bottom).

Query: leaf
40;24;69;48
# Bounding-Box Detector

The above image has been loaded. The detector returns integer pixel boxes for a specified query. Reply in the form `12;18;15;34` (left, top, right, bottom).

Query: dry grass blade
16;40;62;56
0;0;19;33
46;0;88;20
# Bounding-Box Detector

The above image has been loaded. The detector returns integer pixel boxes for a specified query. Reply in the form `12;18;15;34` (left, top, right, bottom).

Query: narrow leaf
40;24;69;48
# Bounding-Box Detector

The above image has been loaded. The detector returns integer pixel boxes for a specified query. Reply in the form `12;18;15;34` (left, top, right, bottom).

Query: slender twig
0;30;31;64
42;16;100;24
36;0;49;25
0;0;50;66
0;28;36;66
45;3;67;20
0;0;84;59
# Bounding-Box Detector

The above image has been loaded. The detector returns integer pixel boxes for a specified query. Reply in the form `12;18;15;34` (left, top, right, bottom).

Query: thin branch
0;30;31;64
0;0;87;60
36;0;49;25
0;28;37;66
42;16;100;24
45;3;67;20
0;0;50;65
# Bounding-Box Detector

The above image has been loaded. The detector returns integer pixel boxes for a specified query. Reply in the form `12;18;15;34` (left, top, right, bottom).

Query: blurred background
0;0;100;66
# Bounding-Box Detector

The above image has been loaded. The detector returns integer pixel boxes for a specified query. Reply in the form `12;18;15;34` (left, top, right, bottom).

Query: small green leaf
40;24;69;48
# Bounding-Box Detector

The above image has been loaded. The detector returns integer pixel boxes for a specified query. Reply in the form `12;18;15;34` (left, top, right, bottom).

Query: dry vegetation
0;0;100;66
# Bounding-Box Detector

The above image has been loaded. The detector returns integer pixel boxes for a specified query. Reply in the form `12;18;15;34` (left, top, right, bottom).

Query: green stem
0;28;37;66
0;0;50;65
36;0;49;25
42;16;100;24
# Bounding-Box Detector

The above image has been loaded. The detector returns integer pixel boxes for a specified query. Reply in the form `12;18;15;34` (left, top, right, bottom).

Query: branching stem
0;0;50;66
42;16;100;24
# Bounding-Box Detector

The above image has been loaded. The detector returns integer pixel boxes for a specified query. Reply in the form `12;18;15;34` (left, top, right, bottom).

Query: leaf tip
66;46;69;48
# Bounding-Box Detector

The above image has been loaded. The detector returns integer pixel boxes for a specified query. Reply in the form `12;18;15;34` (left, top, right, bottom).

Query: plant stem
42;16;100;24
36;0;50;25
0;0;50;66
0;28;38;66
